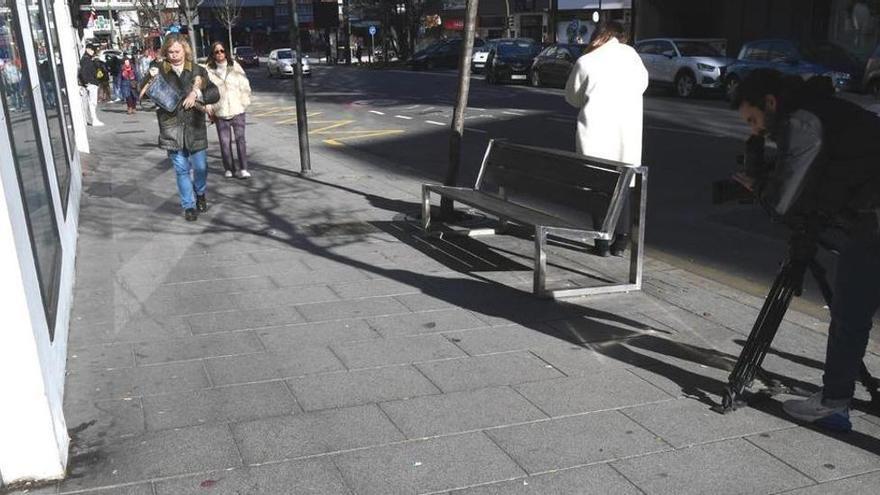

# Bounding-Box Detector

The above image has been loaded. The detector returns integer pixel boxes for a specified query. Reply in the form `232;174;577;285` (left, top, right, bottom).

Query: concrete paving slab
231;404;405;464
529;343;646;376
186;306;305;334
133;332;264;365
287;365;439;411
270;268;371;288
486;411;669;474
65;361;210;400
416;352;565;392
331;334;466;369
229;285;340;310
746;418;880;482
68;316;192;346
142;381;298;430
66;343;135;371
611;438;813;495
256;319;379;351
58;484;153;495
781;470;880;494
296;297;411;322
514;369;673;416
147;276;278;300
395;293;460;312
448;463;641;495
205;347;346;386
367;309;487;337
380;386;547;439
63;398;145;443
442;324;575;356
333;432;525;495
152;458;351;494
329;278;419;299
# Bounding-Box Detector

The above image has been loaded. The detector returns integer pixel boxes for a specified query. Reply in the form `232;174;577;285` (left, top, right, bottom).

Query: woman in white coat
565;21;649;256
205;41;253;179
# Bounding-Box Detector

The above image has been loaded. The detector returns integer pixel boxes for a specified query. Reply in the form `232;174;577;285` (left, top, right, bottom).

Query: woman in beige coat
205;41;253;179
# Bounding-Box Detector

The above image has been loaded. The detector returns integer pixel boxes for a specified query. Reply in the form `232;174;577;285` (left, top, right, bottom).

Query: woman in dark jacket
142;34;220;221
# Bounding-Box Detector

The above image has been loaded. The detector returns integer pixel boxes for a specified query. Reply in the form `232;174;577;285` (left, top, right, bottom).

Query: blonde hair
160;34;193;63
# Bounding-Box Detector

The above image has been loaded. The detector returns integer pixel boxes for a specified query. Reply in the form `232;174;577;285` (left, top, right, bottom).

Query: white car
266;48;311;78
471;40;498;73
635;38;733;98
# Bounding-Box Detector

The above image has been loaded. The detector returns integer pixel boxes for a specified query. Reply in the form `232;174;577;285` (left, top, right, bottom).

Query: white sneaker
91;120;105;127
237;170;251;179
224;170;234;179
782;390;851;432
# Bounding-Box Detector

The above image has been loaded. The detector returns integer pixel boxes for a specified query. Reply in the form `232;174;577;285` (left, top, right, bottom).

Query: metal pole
289;0;312;174
441;0;479;218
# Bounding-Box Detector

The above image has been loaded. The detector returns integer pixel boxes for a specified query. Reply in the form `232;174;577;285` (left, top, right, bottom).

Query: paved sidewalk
15;102;880;494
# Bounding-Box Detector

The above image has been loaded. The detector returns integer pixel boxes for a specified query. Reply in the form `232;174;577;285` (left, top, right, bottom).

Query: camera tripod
716;236;880;414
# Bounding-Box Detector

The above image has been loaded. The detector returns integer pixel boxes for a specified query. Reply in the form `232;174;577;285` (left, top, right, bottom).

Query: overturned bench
421;140;648;299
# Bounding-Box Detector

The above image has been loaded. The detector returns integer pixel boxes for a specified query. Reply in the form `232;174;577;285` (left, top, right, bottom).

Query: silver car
267;48;311;78
635;38;733;98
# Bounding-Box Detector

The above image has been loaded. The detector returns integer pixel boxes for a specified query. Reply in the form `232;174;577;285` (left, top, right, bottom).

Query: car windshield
277;50;293;59
800;42;858;66
236;47;255;56
675;41;722;57
497;41;537;57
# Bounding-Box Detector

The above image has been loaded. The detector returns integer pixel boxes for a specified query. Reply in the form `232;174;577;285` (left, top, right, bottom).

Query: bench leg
533;226;548;297
629;172;647;289
421;186;432;231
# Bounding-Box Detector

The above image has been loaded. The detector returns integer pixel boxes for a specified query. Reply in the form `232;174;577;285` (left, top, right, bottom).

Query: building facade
0;0;86;485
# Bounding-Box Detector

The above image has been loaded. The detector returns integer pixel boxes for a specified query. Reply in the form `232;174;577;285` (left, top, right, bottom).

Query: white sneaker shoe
782;390;851;432
91;120;105;127
224;170;234;179
237;170;251;179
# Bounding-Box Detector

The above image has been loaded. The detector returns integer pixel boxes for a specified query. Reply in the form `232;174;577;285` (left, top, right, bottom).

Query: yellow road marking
309;120;355;134
252;106;296;117
275;112;323;124
323;130;404;145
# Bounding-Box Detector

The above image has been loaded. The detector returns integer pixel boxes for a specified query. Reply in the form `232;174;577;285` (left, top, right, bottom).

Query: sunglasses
214;49;225;54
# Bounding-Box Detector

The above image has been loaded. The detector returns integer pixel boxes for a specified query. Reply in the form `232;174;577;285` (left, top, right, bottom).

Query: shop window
0;0;63;339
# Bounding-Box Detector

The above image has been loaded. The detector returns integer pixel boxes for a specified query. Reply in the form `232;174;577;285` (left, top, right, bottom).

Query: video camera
711;135;769;205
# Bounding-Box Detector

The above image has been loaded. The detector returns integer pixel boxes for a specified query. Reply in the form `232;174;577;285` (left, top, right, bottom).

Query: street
244;63;832;321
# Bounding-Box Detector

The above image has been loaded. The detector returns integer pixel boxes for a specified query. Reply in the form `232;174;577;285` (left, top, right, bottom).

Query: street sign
368;25;377;36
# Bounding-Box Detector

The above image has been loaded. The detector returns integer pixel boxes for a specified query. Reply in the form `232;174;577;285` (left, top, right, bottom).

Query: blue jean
822;232;880;400
169;149;207;210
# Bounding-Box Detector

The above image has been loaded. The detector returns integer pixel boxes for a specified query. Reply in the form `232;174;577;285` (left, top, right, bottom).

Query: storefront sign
558;0;631;10
444;18;464;30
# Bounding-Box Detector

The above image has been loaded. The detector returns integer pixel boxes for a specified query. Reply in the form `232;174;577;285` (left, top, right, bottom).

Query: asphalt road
243;63;876;324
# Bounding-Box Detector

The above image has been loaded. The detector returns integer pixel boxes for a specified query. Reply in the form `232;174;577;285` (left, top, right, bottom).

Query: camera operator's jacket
143;60;220;152
760;96;880;229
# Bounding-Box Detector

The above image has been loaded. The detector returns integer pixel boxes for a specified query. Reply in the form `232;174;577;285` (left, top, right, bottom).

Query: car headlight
696;63;716;72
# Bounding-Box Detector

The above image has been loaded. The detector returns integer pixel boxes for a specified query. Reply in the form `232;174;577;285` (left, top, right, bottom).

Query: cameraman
732;68;880;430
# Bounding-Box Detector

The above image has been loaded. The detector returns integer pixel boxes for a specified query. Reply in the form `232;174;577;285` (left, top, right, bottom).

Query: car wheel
531;70;541;87
725;76;740;102
675;72;696;98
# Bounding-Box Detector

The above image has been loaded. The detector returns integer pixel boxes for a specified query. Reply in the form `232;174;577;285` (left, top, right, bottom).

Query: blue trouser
822;231;880;400
168;149;207;210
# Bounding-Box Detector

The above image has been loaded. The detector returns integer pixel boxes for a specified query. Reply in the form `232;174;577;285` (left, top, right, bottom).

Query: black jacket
78;54;99;86
144;61;220;152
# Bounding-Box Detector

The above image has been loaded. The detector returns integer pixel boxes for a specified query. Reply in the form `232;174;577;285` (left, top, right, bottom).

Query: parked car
635;38;732;98
724;39;862;99
529;43;588;88
233;46;259;68
861;43;880;98
266;48;311;78
409;38;485;70
485;38;541;84
471;39;499;73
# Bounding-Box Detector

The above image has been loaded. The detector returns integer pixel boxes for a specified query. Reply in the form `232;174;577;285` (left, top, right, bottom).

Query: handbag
145;73;182;112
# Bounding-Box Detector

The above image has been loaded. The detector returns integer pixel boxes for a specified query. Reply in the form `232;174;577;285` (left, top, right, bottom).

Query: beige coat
205;61;251;119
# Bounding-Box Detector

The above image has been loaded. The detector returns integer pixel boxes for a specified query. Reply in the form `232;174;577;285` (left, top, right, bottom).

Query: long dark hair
207;41;233;69
586;21;629;53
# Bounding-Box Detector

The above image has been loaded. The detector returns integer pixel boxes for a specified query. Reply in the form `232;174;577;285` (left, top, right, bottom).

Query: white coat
564;38;649;166
205;61;252;119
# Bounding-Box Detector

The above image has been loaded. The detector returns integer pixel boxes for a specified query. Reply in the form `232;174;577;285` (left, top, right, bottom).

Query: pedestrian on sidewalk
142;34;220;221
204;41;252;179
564;21;648;257
78;44;104;126
107;52;122;103
356;43;363;64
119;57;138;114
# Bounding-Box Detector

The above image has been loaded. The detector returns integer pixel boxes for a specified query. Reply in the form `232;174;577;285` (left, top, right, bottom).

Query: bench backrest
474;140;638;233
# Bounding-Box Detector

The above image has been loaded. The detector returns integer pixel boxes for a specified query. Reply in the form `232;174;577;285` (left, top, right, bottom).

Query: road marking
502;110;526;116
465;127;488;134
425;120;446;126
324;130;405;146
369;110;385;115
395;115;413;120
252;107;296;117
470;107;487;111
310;120;355;133
275;112;322;124
546;116;575;124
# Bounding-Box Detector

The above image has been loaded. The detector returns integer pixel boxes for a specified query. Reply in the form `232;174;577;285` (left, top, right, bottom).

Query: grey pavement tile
611;438;813;495
544;312;674;344
330;279;419;299
287;365;439;411
745;418;880;482
333;432;525;495
133;332;264;365
781;470;880;494
65;361;210;400
296;297;411;322
231;404;405;464
186;307;305;334
153;458;351;494
3;483;59;495
514;369;673;417
367;309;487;337
58;424;241;492
69;316;192;346
205;347;346;386
63;398;145;443
381;386;547;439
148;276;278;299
530;343;648;377
626;360;734;402
270;268;371;289
332;334;466;369
229;285;339;309
395;293;459;312
443;324;574;356
449;464;642;495
486;411;669;474
622;397;795;448
416;352;565;393
57;483;153;495
142;381;298;430
66;343;134;371
256;319;379;350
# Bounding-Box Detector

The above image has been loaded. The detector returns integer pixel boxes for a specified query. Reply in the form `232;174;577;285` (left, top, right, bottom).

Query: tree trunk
228;25;233;53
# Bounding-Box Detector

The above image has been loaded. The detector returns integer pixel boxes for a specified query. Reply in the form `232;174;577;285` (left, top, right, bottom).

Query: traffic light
507;16;514;29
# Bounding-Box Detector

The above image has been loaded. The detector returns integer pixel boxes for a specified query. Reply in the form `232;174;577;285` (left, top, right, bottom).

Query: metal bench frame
421;140;648;299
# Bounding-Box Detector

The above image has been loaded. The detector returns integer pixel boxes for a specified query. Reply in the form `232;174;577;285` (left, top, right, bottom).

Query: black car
530;43;588;87
410;38;485;70
233;46;259;68
485;39;541;84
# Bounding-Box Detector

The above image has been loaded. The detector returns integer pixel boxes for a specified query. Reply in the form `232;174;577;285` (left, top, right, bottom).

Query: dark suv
485;38;541;84
410;39;485;70
725;39;862;99
233;46;259;68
